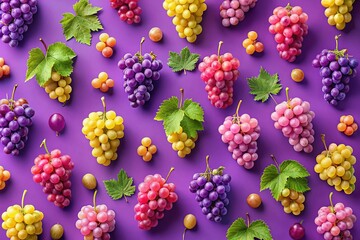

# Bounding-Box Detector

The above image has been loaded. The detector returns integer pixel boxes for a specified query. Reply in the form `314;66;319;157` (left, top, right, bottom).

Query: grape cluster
189;156;231;222
242;31;264;55
0;86;34;156
198;41;240;109
96;33;116;58
0;0;38;47
109;0;142;24
0;166;10;190
220;0;257;27
76;191;116;239
271;88;315;153
31;139;74;208
218;101;260;169
137;137;157;162
1;190;44;240
118;38;162;108
0;57;10;79
312;36;358;106
268;4;308;62
315;192;356;240
44;72;72;104
314;135;356;195
82;97;125;166
91;72;115;93
278;188;305;216
163;0;207;43
167;127;197;158
321;0;354;30
337;115;358;136
134;168;178;230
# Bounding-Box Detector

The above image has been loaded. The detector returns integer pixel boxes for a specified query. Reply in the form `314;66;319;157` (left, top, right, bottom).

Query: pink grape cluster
134;172;178;230
220;0;257;27
315;203;356;239
271;95;315;153
218;114;260;169
268;4;308;62
76;204;116;240
198;42;240;109
31;147;74;208
109;0;142;24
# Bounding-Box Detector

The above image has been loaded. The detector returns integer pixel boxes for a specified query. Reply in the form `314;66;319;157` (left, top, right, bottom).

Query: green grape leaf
154;97;179;121
260;160;310;200
227;218;273;240
25;42;76;86
168;47;200;74
285;177;310;193
247;67;282;102
60;0;103;45
103;169;135;202
183;99;204;122
163;110;185;136
181;115;203;138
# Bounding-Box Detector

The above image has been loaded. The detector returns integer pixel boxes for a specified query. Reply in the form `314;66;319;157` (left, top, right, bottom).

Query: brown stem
21;190;27;209
285;3;292;10
9;84;18;109
246;213;250;228
39;38;48;51
217;41;223;62
139;37;145;56
40;139;50;155
329;192;334;213
235;100;242;118
101;96;106;120
93;189;98;211
179;88;184;108
182;228;187;240
335;35;341;51
320;134;329;153
271;154;280;171
285;87;290;103
165;167;175;183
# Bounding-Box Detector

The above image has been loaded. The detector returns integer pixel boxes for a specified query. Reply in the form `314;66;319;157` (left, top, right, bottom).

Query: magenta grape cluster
0;102;34;156
109;0;142;24
189;169;231;223
31;148;74;208
268;5;308;62
0;0;38;47
218;114;260;169
134;173;178;230
271;95;315;153
312;49;358;106
315;203;356;240
76;204;116;240
118;52;162;108
220;0;257;27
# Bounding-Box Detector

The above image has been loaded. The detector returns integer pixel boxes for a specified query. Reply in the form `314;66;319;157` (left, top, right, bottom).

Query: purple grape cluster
312;36;358;106
189;163;231;223
0;0;38;47
118;52;162;108
220;0;257;27
0;100;34;155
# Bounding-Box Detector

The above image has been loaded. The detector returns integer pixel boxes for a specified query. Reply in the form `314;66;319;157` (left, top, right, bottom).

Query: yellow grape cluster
163;0;207;43
314;143;356;194
278;188;305;216
44;72;72;104
137;137;157;162
1;205;44;240
321;0;354;30
167;127;197;158
0;166;11;190
82;110;124;166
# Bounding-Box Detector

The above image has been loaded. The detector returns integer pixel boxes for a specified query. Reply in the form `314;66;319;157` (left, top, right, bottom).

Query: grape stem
182;228;187;240
40;139;50;155
93;189;98;211
9;84;18;109
246;213;250;228
331;35;347;59
233;100;242;124
329;192;334;213
179;88;184;108
270;94;278;105
335;35;341;51
270;154;280;172
39;38;48;52
21;189;27;209
101;96;106;120
320;134;329;157
203;155;212;181
217;41;223;62
285;87;291;107
165;167;175;183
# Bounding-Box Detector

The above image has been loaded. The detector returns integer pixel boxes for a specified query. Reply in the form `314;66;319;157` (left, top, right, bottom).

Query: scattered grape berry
337;115;357;136
50;224;64;240
96;33;116;58
137;137;157;162
109;0;142;24
49;113;65;136
82;173;97;190
0;57;10;79
220;0;258;27
321;0;354;30
0;165;11;190
291;68;305;82
149;27;163;42
246;193;262;208
289;222;305;240
91;72;115;93
183;214;197;240
242;31;264;55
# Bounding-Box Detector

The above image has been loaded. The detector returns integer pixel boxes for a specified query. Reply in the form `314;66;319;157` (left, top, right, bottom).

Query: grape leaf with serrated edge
226;218;273;240
103;169;135;201
168;47;200;74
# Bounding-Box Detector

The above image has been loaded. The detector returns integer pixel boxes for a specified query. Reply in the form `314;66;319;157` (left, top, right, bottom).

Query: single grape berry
49;113;66;136
50;224;64;240
291;68;305;82
183;214;197;240
149;27;163;42
82;173;97;190
246;193;262;208
289;222;305;240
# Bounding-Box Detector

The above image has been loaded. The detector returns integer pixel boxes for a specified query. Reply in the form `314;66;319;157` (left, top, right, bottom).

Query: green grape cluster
163;0;207;43
82;97;125;166
44;72;72;104
314;142;356;195
167;127;197;158
1;190;44;240
278;188;305;216
321;0;354;30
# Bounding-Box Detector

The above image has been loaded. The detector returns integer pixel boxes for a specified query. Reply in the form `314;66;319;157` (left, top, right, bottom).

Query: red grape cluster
134;168;178;230
268;4;308;62
220;0;257;27
109;0;142;24
198;41;240;109
31;139;74;208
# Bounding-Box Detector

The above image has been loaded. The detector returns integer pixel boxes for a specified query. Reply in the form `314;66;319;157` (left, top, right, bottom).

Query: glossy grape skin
49;113;65;135
289;222;305;240
183;214;197;229
246;193;262;208
291;68;305;82
149;27;163;42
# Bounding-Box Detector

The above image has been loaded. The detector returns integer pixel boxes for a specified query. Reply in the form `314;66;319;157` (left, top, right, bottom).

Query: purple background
1;0;360;239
